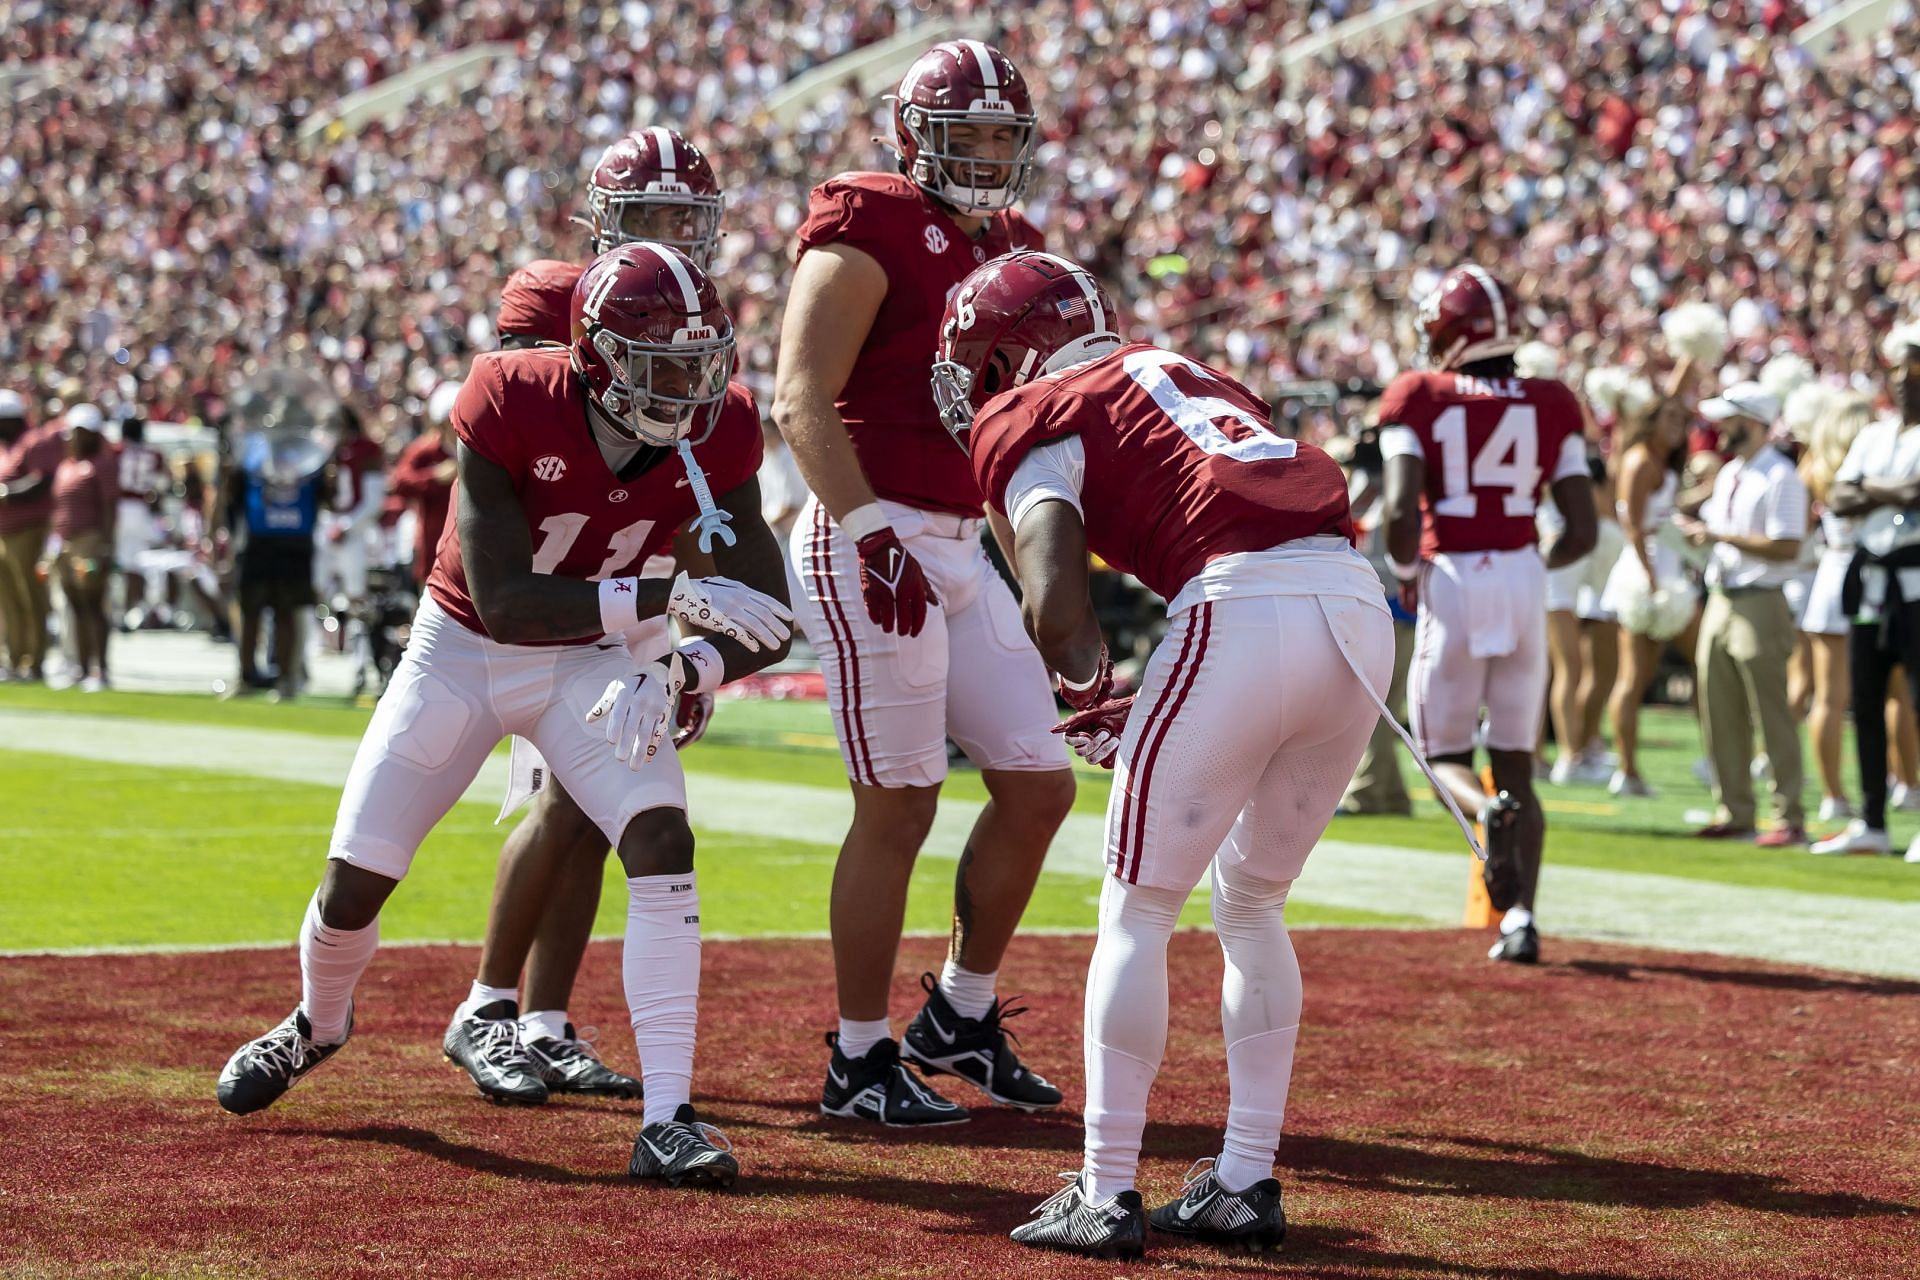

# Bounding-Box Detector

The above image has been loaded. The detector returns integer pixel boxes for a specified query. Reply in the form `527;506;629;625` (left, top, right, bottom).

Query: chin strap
675;436;735;552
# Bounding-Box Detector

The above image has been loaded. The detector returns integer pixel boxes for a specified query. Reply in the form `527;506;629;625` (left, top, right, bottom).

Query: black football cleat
819;1032;969;1126
628;1103;738;1189
1488;923;1541;964
1480;792;1525;913
217;1005;352;1115
1148;1158;1287;1254
443;999;548;1105
1010;1171;1147;1261
526;1024;643;1100
901;973;1061;1111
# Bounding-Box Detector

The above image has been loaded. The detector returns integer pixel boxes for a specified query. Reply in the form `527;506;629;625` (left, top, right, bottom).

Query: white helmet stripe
962;40;999;88
1070;267;1105;331
649;126;676;173
1460;263;1508;340
656;245;705;324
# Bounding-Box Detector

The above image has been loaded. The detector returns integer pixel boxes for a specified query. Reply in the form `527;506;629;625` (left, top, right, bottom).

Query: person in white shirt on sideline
1811;321;1920;859
1676;381;1807;845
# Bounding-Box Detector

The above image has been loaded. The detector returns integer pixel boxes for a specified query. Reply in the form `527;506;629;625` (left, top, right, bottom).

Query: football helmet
570;243;734;450
932;249;1123;443
497;258;585;346
584;128;725;266
1418;265;1525;371
892;41;1038;214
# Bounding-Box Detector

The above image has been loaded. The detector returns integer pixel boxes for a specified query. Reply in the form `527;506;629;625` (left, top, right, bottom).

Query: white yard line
5;709;1918;978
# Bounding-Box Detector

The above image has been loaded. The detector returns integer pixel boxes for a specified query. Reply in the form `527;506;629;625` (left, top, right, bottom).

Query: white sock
458;980;519;1020
625;873;702;1127
937;958;998;1020
1211;861;1300;1195
1501;906;1534;934
298;889;378;1045
836;1017;892;1061
1082;875;1186;1201
521;1009;570;1044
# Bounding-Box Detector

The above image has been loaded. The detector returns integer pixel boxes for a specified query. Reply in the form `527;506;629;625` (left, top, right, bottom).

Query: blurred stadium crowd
2;0;1918;844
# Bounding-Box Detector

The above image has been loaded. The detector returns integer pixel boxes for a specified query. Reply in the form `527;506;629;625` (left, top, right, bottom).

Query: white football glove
667;571;793;653
586;656;685;771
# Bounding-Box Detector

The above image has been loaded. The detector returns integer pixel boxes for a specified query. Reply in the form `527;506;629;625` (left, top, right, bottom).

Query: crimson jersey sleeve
971;388;1084;516
795;175;904;263
1375;372;1435;436
703;384;768;503
449;355;522;476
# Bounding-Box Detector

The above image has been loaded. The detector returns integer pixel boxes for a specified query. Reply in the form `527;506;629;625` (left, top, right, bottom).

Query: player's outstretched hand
668;571;793;652
672;691;715;750
854;529;939;637
1053;695;1134;769
587;658;685;771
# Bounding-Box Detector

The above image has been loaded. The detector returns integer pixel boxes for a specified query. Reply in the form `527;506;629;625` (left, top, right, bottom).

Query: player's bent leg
1147;859;1295;1254
612;807;735;1188
1011;873;1171;1259
900;768;1074;1112
821;782;972;1127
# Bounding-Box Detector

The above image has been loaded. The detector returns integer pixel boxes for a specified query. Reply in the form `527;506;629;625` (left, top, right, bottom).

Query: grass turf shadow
1557;957;1920;997
1289;1132;1917;1219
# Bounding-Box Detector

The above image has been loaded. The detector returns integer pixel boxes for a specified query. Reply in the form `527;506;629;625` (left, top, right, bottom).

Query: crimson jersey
115;443;167;503
426;346;764;644
332;436;385;513
970;344;1353;603
1376;371;1585;557
795;171;1043;516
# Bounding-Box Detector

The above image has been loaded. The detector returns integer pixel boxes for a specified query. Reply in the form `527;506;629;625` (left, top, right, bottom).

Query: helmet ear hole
980;350;1017;398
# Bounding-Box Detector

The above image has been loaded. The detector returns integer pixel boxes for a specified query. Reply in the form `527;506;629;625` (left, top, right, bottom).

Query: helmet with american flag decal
570;243;733;450
932;250;1123;444
891;41;1038;214
584;128;725;266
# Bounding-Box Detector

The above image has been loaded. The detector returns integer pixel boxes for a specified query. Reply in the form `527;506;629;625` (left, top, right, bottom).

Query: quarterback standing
1381;265;1598;964
217;245;793;1190
771;41;1075;1125
934;250;1406;1259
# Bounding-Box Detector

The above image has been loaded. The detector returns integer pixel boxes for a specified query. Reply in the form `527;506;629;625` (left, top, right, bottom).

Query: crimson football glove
855;529;939;637
672;690;715;750
1052;695;1134;769
1056;647;1114;713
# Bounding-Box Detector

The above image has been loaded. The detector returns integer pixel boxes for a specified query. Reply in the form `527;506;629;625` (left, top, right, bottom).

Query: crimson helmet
570;243;734;449
584;127;724;266
1418;265;1525;371
891;41;1038;214
497;259;584;346
933;250;1124;443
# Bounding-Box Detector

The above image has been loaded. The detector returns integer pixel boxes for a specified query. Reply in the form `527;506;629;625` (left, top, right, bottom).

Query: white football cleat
1907;833;1920;865
1817;796;1855;824
1810;821;1890;857
1609;771;1655;799
1891;782;1920;811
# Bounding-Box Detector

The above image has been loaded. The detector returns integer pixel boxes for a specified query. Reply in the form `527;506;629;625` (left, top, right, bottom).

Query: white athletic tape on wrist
599;577;643;637
839;502;891;542
677;639;723;693
1388;556;1420;583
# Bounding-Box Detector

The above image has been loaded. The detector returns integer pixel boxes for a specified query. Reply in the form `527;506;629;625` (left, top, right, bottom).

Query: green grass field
3;683;1915;957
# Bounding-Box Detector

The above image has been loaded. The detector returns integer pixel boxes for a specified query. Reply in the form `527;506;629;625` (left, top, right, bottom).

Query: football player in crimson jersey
218;245;795;1191
440;132;736;1108
935;250;1467;1260
1380;265;1598;965
772;39;1076;1128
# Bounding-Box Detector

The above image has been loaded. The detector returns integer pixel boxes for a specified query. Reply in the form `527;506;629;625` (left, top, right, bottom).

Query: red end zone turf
3;931;1917;1279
